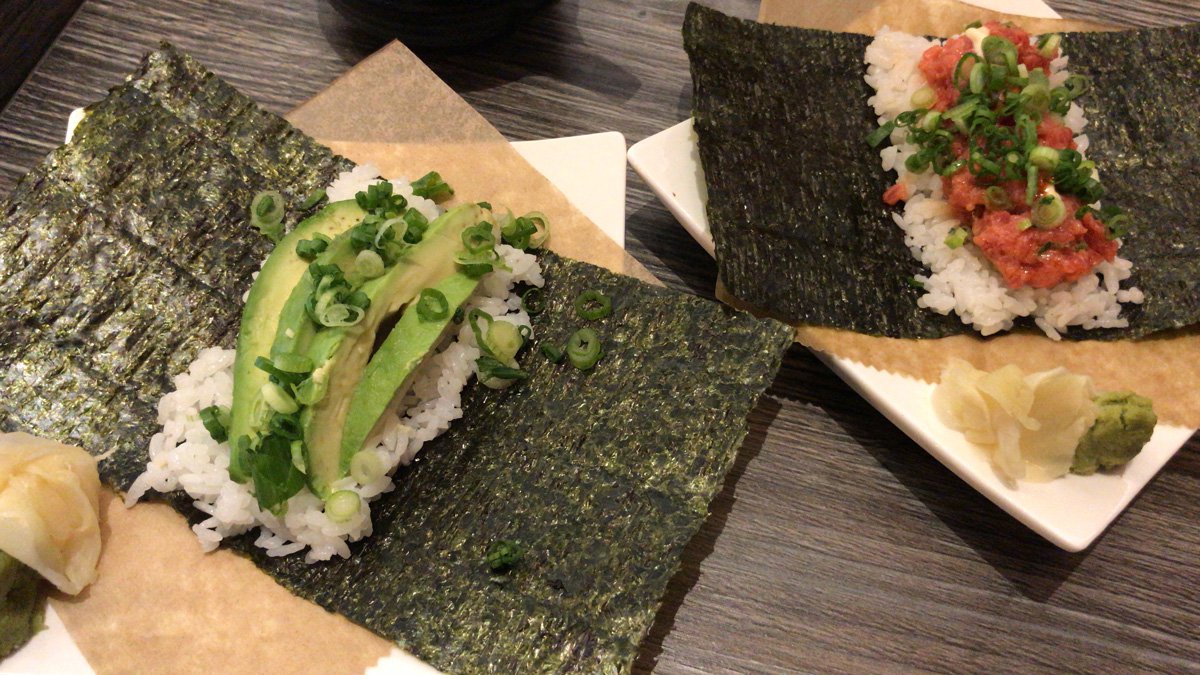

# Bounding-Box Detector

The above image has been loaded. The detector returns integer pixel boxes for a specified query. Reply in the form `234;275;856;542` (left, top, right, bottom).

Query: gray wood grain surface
0;0;84;109
1;1;1197;673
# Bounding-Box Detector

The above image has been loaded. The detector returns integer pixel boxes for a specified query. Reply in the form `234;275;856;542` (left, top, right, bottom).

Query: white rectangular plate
627;118;1197;552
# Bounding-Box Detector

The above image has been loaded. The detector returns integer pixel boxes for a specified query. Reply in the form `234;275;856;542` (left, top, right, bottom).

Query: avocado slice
339;271;481;467
301;203;486;496
229;200;366;480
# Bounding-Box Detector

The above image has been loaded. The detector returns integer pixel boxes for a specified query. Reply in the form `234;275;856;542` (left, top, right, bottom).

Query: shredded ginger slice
0;433;102;594
933;359;1097;484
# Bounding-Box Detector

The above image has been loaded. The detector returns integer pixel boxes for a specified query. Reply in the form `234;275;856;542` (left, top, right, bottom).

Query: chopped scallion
944;227;969;249
298;188;328;210
325;490;361;523
910;86;936;109
573;289;612;321
566;328;602;370
540;343;564;363
261;382;299;414
486;539;523;573
355;249;385;279
520;287;546;315
416;287;450;322
199;405;230;443
1032;192;1066;229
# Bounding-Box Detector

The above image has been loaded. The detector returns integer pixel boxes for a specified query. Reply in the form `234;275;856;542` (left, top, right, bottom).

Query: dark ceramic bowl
328;0;551;50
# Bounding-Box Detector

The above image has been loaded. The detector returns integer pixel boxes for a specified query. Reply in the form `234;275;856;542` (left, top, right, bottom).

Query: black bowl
327;0;551;50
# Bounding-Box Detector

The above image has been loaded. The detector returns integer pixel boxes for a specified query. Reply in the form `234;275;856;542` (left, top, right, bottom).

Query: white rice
126;170;543;563
864;27;1142;339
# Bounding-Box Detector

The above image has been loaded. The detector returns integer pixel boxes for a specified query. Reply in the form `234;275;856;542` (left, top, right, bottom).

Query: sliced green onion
486;539;523;573
952;53;982;92
573;290;612;320
1104;212;1131;239
867;119;898;148
968;62;988;94
984;186;1011;210
918;110;942;133
1038;241;1054;255
520;287;545;315
1037;33;1062;59
1029;145;1061;170
905;152;931;173
467;308;493;354
199;405;230;443
318;302;366;328
478;354;527;390
1026;164;1039;206
325;490;361;522
906;276;926;290
269;413;303;440
944;98;979;134
455;249;504;278
251;190;286;242
1061;74;1090;102
294;376;327;406
1020;82;1050;113
410;171;454;203
402;208;428;244
252;190;285;223
289;440;306;473
1017;218;1033;231
416;288;450;322
296;234;330;261
522;212;550;249
462;224;496;254
486;320;525;363
910;86;936;109
1032;192;1066;229
566;328;602;370
540;343;564;363
299;188;327;210
350;451;386;484
982;35;1018;77
261;382;299;414
939;158;967;177
355;249;385;279
346;291;370;310
254;356;308;385
376;217;407;250
944;227;969;249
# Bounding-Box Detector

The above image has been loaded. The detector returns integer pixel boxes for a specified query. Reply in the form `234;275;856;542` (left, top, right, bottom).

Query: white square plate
627;118;1197;552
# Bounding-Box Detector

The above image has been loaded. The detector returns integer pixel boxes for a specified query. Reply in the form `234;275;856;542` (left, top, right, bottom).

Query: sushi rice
126;166;544;563
864;28;1143;339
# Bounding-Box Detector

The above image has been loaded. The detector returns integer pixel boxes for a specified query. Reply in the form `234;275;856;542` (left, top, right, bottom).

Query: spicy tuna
870;20;1131;290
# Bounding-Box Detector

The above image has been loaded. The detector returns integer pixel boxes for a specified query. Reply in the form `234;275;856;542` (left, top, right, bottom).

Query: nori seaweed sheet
217;251;792;672
684;3;1200;340
0;45;794;672
0;44;351;484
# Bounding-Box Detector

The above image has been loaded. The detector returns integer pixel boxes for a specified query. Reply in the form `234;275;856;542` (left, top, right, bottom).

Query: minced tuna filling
910;21;1115;290
865;23;1143;338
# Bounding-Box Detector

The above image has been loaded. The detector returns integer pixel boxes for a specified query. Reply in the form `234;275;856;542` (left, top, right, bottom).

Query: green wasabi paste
1072;392;1158;475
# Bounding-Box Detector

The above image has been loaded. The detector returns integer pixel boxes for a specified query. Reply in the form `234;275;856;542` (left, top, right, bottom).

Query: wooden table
1;1;1197;672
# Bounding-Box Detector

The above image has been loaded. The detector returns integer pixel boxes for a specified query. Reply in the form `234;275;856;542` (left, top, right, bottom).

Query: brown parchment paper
52;39;656;673
753;0;1200;429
